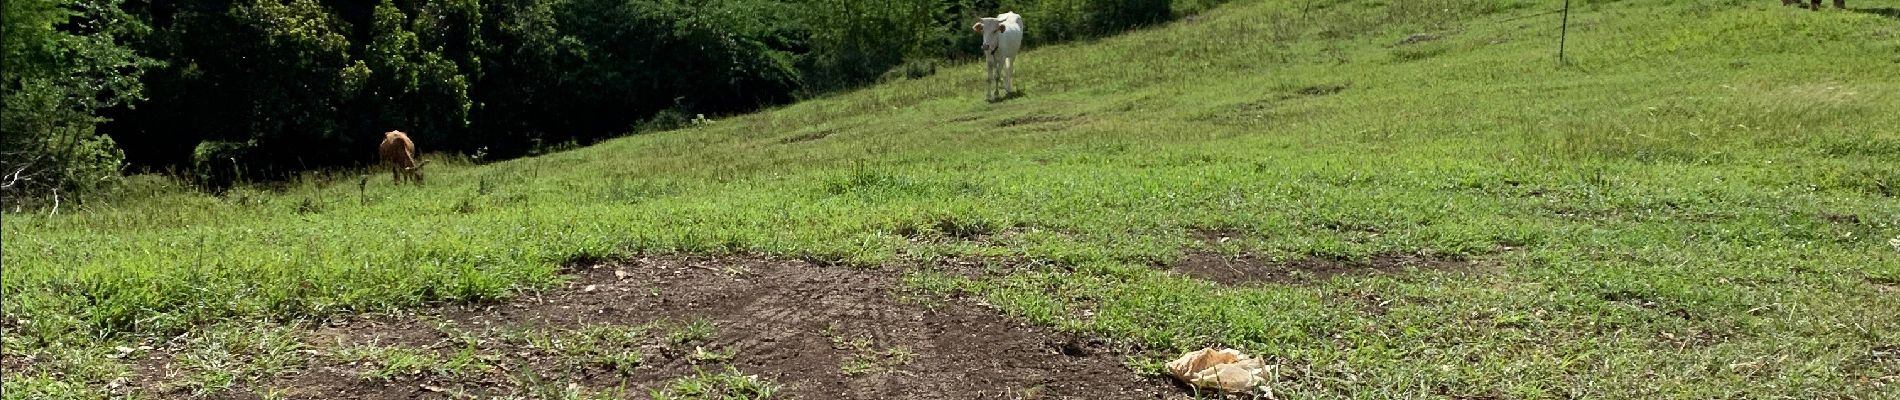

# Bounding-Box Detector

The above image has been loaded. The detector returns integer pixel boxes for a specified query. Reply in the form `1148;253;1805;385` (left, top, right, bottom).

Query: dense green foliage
2;0;1230;198
1;0;157;204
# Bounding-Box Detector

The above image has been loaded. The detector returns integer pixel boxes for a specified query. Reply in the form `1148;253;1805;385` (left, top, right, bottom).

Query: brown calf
1783;0;1845;10
379;130;424;185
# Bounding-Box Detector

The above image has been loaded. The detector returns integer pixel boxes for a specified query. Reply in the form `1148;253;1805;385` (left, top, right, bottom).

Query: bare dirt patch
917;255;1064;280
0;347;33;380
994;114;1073;128
1187;228;1247;245
133;255;1180;399
1869;276;1899;294
1170;228;1478;285
1821;212;1863;226
1200;83;1348;126
1293;83;1349;97
1597;291;1700;321
1396;33;1440;45
778;128;836;144
1169;250;1474;285
1873;345;1900;361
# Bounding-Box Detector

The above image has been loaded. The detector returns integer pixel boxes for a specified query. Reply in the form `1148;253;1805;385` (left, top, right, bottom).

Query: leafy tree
796;0;948;92
108;0;360;190
78;0;1213;193
358;0;477;154
1001;0;1172;42
1;0;158;204
466;0;586;158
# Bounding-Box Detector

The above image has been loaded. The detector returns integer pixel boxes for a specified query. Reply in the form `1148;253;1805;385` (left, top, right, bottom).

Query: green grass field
6;0;1900;398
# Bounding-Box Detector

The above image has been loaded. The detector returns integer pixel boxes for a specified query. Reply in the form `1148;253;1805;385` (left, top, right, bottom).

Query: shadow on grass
987;90;1028;104
1851;7;1900;19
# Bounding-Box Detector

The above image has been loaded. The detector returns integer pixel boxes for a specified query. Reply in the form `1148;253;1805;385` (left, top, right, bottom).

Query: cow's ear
972;22;983;33
994;24;1006;33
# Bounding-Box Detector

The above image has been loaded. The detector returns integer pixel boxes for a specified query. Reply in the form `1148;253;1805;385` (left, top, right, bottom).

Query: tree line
3;0;1223;201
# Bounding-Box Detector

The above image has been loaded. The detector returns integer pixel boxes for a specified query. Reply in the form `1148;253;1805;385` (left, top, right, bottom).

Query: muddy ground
125;255;1186;399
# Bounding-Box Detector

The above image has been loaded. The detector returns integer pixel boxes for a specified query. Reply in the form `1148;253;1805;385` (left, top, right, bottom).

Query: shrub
0;0;155;204
189;140;256;194
1001;0;1173;42
41;0;1221;193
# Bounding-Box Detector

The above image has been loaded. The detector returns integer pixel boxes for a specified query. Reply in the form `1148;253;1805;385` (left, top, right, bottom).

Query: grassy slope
6;0;1900;397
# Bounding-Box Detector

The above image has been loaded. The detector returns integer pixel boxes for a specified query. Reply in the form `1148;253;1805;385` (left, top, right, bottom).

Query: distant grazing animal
973;11;1024;102
1783;0;1845;10
379;130;424;185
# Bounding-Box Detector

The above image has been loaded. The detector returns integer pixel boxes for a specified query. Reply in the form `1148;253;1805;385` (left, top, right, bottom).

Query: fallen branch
0;165;30;189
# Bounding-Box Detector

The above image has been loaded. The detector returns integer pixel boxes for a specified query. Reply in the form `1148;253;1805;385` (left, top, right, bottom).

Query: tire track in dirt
129;255;1184;399
547;255;1181;399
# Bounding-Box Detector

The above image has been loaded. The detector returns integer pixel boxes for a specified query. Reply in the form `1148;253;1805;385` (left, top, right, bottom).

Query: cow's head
972;17;1005;56
407;159;430;184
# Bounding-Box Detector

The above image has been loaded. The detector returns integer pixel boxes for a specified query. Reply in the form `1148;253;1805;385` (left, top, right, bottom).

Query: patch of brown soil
1873;345;1899;361
1333;289;1393;316
778;129;835;144
1397;33;1440;45
137;255;1179;399
1822;212;1863;226
1870;276;1900;294
0;347;31;377
261;368;423;399
1294;83;1349;97
1656;329;1728;349
0;324;34;378
1186;228;1246;245
1168;250;1473;285
920;255;1062;280
994;114;1072;128
1173;228;1484;286
1597;291;1700;321
305;313;444;349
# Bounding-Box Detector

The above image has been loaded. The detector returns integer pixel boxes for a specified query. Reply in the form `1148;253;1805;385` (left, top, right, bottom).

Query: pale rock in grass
1166;347;1275;397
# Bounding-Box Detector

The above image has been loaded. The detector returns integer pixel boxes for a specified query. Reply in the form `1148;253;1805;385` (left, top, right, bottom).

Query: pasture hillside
5;0;1899;398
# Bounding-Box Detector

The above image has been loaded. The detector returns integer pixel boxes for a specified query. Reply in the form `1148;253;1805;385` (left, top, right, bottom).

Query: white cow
973;12;1023;102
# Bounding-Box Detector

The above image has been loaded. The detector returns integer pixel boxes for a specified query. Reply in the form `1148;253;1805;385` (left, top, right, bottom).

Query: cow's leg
391;166;402;184
986;60;998;101
1782;0;1796;6
1833;0;1844;8
1004;57;1015;96
992;61;1002;100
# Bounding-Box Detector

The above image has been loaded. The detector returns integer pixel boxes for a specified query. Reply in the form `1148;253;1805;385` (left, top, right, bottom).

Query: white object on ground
1165;347;1275;397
